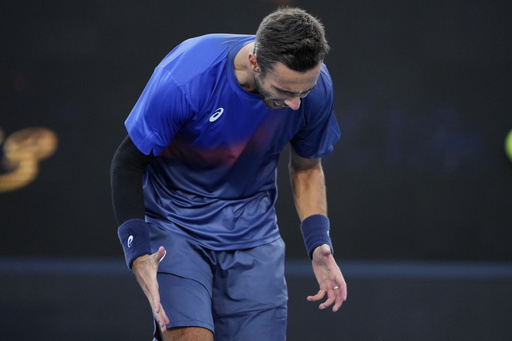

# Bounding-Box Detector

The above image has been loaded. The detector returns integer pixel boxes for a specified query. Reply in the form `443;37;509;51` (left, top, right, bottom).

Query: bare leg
160;326;214;341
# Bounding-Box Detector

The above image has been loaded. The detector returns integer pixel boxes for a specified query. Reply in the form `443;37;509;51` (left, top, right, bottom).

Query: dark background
1;0;511;340
1;0;511;261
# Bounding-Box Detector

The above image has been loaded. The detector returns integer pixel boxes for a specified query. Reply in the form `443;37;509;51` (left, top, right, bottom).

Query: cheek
256;77;277;99
258;88;274;101
262;88;282;101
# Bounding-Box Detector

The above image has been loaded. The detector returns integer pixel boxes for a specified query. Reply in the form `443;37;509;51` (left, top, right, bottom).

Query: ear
248;53;260;73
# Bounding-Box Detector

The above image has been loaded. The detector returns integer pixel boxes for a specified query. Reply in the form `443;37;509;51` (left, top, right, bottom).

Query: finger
332;297;343;312
156;304;169;332
150;282;162;316
332;290;344;312
306;289;326;302
332;283;348;312
153;302;170;330
160;305;170;325
318;289;336;310
153;246;166;263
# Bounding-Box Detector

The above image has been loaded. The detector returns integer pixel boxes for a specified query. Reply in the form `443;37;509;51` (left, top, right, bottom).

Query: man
111;7;347;341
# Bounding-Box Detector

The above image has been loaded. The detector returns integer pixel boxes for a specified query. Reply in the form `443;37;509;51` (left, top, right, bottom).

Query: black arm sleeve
110;135;156;226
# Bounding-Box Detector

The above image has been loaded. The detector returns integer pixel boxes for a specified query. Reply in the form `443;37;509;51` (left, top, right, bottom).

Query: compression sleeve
110;135;155;225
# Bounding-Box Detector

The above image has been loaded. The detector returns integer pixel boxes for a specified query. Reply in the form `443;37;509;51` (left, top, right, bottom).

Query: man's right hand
132;246;170;332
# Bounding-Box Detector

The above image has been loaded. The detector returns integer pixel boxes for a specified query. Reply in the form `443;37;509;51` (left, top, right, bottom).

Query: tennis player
111;7;347;341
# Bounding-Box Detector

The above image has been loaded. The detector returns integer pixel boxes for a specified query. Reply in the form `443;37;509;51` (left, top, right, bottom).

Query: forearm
111;135;157;269
110;135;154;225
289;150;327;221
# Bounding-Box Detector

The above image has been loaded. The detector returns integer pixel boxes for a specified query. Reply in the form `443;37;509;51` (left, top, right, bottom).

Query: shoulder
156;34;255;84
317;64;334;94
302;63;334;110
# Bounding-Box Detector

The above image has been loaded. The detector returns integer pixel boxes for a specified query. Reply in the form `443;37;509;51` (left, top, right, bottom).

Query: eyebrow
272;85;317;96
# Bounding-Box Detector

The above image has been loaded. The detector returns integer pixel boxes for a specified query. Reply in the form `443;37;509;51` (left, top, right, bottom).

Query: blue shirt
125;34;340;250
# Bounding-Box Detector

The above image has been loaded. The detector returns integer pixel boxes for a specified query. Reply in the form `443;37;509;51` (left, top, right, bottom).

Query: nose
284;97;301;110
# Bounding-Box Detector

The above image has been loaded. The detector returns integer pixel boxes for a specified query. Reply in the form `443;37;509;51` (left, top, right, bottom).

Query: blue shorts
148;223;288;341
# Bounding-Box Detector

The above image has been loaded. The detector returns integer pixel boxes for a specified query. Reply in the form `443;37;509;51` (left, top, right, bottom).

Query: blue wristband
117;219;152;269
300;214;333;260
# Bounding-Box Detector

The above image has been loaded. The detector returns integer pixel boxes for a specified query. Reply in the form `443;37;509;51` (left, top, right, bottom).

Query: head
254;7;330;76
251;7;329;110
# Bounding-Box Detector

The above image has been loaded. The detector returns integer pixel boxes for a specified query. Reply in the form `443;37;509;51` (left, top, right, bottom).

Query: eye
299;90;312;98
276;89;291;96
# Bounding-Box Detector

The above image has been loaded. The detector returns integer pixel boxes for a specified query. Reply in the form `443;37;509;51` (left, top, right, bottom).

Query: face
254;62;322;110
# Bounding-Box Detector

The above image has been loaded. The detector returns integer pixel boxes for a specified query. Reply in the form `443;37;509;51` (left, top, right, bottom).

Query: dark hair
254;7;330;75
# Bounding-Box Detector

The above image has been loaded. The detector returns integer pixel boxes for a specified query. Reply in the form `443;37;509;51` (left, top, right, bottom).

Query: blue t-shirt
125;34;340;250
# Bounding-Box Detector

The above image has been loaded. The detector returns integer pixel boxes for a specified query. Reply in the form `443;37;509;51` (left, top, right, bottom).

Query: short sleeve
125;67;194;156
290;68;341;158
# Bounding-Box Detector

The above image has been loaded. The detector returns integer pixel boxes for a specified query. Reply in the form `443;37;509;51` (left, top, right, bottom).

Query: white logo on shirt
209;108;224;122
127;235;134;248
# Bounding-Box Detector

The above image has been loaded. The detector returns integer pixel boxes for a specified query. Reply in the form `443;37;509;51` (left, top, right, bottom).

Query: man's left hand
308;244;347;312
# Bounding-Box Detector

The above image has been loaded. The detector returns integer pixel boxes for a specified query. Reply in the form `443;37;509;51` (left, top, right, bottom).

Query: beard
254;74;288;110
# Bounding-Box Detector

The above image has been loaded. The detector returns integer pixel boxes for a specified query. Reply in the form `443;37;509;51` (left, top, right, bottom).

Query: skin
289;149;347;311
235;43;322;110
132;41;347;341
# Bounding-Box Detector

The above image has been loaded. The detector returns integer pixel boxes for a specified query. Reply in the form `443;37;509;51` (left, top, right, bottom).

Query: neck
234;42;257;92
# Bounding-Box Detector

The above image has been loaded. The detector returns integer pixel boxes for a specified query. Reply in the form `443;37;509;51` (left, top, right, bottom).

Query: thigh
149;223;215;287
148;224;216;333
157;273;214;332
212;238;288;341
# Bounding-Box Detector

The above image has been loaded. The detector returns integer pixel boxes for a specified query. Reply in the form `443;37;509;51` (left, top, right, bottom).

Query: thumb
312;244;332;261
319;244;332;256
155;246;166;263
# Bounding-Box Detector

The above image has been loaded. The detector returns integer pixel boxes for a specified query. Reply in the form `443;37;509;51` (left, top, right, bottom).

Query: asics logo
209;108;224;122
127;235;134;248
